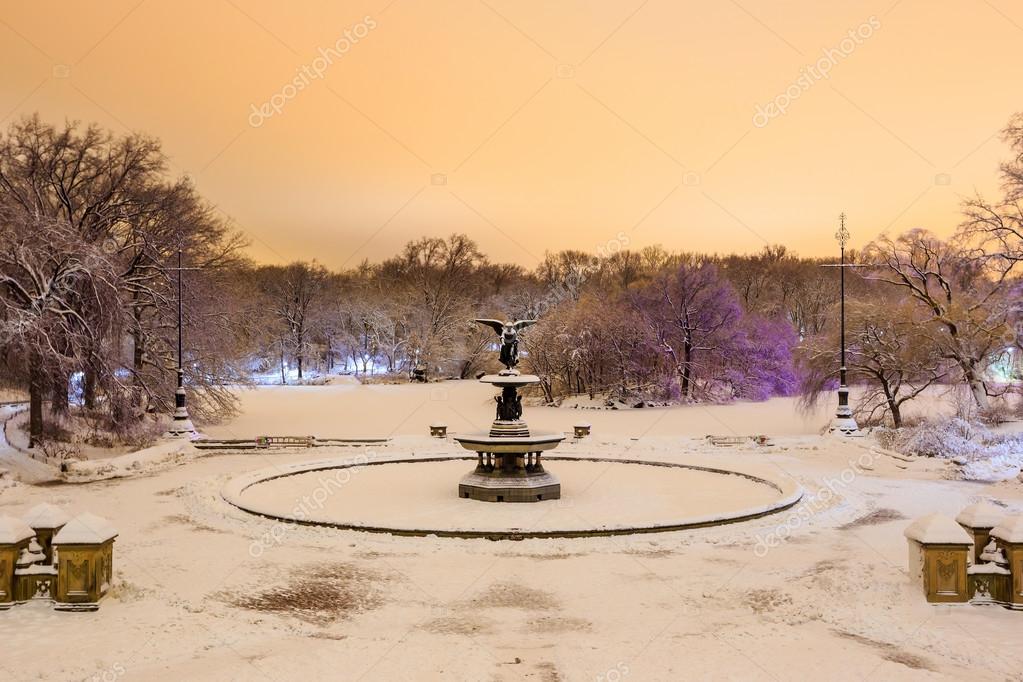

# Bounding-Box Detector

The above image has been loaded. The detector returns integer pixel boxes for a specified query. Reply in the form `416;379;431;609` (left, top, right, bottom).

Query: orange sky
1;0;1021;267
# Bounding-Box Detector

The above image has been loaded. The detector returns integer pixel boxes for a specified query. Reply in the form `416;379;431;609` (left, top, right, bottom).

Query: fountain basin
453;431;565;453
454;431;566;502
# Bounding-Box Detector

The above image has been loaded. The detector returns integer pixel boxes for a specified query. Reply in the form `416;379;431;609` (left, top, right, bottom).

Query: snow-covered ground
206;380;840;441
204;379;986;441
0;383;1021;681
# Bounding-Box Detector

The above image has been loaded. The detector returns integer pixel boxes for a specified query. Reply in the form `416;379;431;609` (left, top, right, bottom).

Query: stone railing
905;503;1022;610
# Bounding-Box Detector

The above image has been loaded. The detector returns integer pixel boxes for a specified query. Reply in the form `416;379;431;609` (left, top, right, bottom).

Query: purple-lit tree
723;315;799;401
630;260;744;401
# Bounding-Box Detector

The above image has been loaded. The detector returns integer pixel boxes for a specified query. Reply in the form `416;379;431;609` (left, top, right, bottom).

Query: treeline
2;113;1022;450
239;241;845;405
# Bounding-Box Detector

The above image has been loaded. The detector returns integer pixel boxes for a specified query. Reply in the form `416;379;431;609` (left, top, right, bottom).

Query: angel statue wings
473;318;537;370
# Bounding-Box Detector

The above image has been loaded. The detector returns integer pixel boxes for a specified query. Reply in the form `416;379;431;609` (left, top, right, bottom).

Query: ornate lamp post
829;213;861;436
165;248;198;439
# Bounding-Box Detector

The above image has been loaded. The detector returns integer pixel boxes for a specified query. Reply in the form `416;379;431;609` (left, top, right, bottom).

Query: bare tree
630;259;742;400
0;209;121;445
256;262;330;382
864;229;1014;409
799;298;948;426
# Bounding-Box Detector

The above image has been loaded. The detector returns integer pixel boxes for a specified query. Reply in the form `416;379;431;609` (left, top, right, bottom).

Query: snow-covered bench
255;436;315;449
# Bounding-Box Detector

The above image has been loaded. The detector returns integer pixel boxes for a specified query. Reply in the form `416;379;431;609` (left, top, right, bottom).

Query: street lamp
165;248;198;439
828;213;861;436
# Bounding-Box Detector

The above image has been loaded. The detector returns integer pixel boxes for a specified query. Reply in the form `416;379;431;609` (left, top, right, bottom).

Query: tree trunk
132;303;145;380
83;365;96;410
28;356;43;448
963;363;990;410
681;339;693;399
51;373;69;415
890;401;902;428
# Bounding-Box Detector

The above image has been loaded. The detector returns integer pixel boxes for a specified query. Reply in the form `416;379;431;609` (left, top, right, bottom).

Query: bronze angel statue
473;318;537;370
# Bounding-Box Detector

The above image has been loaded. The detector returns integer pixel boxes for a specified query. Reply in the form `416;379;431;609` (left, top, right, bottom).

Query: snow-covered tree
864;230;1014;410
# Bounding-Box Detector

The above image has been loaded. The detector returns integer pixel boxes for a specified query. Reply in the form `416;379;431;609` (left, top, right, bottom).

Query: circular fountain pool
222;455;802;539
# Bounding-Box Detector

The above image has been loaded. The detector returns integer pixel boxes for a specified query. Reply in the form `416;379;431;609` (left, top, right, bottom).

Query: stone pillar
956;502;1004;563
990;516;1023;609
904;514;973;603
0;516;35;609
23;502;69;565
53;513;118;611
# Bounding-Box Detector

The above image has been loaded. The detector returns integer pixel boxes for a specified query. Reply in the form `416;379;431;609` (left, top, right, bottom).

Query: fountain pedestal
455;371;564;502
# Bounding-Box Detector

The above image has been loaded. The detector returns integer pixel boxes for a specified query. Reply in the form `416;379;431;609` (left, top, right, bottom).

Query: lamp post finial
835;212;850;248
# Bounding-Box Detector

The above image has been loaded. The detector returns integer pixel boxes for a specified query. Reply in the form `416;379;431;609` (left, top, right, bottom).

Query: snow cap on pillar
956;502;1004;530
991;516;1023;544
53;513;118;544
904;514;973;544
0;515;35;544
23;503;70;530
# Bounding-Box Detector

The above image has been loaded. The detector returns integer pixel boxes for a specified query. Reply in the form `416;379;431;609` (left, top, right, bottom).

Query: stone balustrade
906;505;1023;610
0;505;116;612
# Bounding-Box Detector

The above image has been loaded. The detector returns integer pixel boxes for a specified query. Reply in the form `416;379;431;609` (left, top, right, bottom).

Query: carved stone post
904;514;973;603
53;513;118;611
991;516;1023;609
23;503;69;565
0;516;35;609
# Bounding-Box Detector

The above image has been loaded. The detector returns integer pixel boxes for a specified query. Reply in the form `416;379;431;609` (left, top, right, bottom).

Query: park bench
707;435;745;447
255;436;315;449
706;435;774;447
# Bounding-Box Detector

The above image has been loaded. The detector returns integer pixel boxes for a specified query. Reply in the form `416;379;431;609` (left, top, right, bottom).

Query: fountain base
455;425;565;502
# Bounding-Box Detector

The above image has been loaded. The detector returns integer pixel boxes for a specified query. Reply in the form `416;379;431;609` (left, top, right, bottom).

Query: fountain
454;319;564;502
223;323;804;534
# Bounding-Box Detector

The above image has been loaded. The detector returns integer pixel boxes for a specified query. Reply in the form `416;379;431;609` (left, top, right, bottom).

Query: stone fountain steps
458;469;561;502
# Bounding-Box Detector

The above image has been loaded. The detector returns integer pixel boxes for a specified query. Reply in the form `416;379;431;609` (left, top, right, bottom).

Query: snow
22;502;70;529
61;439;194;482
0;404;58;484
15;563;57;576
961;454;1023;483
204;381;840;440
955;501;1005;529
0;382;1021;680
884;417;1023;482
224;455;803;534
0;514;35;544
16;544;44;567
52;513;118;544
991;515;1023;544
979;539;1008;565
903;514;974;544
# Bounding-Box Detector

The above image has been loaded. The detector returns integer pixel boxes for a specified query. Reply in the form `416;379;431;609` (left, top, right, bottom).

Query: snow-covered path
0;404;56;484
